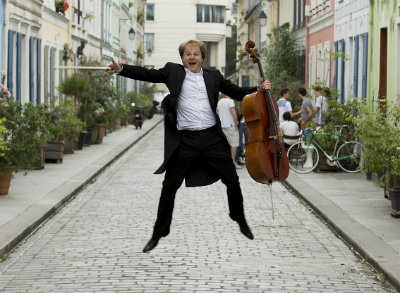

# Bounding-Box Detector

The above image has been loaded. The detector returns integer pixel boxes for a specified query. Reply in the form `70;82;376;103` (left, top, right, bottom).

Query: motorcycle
133;108;144;129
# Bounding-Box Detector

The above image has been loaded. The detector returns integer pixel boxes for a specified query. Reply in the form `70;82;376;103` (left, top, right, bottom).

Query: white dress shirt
176;68;216;131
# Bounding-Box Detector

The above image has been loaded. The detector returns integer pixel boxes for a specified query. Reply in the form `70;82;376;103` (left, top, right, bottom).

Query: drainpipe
100;0;103;64
305;0;310;88
68;0;72;76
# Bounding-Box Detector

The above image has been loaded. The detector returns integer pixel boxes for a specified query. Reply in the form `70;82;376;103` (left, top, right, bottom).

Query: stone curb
0;119;162;257
283;173;400;291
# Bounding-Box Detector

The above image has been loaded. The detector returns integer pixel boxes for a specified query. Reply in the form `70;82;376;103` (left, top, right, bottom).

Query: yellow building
41;0;71;104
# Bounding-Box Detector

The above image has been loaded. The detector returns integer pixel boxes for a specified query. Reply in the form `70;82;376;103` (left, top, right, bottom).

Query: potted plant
0;96;49;194
93;108;107;144
48;98;84;154
54;0;69;15
137;6;145;25
58;73;92;149
0;118;12;195
84;11;95;21
342;100;400;217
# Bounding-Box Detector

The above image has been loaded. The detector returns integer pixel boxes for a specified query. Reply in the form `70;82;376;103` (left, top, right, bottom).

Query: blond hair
178;40;207;60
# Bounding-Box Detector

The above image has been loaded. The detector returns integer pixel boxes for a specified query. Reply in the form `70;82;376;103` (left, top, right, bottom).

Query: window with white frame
197;5;224;23
146;4;154;21
145;33;154;52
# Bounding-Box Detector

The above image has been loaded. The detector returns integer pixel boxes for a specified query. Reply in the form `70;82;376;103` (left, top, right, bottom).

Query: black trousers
153;126;247;237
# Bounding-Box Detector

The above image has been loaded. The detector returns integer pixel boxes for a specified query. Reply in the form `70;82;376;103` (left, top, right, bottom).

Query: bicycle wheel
287;142;319;173
336;141;365;172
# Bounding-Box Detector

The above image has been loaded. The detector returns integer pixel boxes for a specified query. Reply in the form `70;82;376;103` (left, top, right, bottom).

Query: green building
367;0;400;109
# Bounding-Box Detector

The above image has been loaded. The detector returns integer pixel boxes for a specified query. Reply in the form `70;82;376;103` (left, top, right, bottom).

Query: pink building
305;0;335;91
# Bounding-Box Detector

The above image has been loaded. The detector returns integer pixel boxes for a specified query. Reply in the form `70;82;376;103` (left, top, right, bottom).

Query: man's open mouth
189;62;196;66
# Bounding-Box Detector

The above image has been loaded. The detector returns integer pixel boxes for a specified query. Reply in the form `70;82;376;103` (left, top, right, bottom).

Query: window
145;33;154;52
146;4;154;21
197;5;223;23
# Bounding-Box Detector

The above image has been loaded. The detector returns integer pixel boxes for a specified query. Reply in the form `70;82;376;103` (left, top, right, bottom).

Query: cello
242;40;289;186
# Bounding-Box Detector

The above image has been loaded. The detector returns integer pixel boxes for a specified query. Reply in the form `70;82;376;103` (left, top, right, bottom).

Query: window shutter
340;39;345;104
29;37;35;104
59;49;64;102
44;45;49;104
37;39;42;104
16;32;21;102
50;48;56;99
353;35;359;98
361;33;368;103
7;30;13;97
333;41;338;91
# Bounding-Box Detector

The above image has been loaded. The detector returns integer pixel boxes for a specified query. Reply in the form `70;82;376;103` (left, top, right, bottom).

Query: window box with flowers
84;11;95;21
54;0;69;15
137;43;144;59
137;6;145;25
129;1;134;8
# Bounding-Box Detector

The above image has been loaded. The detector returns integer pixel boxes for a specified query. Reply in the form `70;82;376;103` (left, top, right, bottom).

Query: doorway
379;28;387;112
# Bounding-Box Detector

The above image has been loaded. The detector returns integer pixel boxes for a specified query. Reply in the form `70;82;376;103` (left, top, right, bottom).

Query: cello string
270;184;274;220
257;59;280;125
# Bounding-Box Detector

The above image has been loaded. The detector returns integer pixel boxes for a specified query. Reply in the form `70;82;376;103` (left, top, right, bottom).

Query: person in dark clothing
106;39;271;253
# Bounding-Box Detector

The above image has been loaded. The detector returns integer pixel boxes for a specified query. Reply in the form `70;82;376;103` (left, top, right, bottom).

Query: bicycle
286;125;365;173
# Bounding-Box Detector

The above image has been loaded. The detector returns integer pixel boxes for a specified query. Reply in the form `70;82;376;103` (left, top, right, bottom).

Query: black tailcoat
118;62;257;187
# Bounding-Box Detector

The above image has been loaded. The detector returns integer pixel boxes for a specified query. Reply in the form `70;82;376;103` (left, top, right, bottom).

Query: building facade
306;0;335;92
334;0;369;103
41;0;70;104
3;0;43;104
292;0;307;82
367;0;400;108
143;0;230;91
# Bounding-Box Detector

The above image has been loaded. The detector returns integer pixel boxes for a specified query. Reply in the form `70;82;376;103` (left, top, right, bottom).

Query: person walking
105;39;271;253
235;113;248;165
297;88;313;130
277;88;303;124
217;96;241;169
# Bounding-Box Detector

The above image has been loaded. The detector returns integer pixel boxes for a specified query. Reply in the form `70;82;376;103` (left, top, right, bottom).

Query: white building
3;0;43;104
334;0;369;103
142;0;231;91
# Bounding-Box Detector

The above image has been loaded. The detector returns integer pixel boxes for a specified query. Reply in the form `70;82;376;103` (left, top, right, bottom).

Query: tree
262;24;305;110
225;22;237;77
263;24;303;79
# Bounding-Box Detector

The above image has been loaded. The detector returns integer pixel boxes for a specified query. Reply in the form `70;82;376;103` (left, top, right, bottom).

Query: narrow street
0;124;395;292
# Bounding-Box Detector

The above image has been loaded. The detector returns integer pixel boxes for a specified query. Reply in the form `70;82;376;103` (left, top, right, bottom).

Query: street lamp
259;11;267;27
147;48;152;57
128;28;136;41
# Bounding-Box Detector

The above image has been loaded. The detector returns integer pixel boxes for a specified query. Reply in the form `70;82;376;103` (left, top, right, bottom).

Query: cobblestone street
0;124;396;292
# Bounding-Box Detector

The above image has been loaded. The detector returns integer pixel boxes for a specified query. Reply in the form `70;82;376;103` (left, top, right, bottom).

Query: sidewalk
0;115;163;257
284;170;400;290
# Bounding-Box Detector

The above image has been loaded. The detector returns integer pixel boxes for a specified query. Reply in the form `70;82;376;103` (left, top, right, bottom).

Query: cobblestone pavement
0;125;397;292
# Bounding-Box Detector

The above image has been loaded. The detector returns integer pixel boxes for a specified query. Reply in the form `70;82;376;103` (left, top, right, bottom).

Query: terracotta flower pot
0;166;15;195
94;124;106;144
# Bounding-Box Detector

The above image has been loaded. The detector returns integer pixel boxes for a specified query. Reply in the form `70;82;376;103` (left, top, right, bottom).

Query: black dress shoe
142;236;161;253
238;222;254;240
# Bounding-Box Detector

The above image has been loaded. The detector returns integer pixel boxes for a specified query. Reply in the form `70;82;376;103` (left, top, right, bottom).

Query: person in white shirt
313;87;329;125
106;39;272;252
277;88;303;124
217;96;241;169
281;112;300;149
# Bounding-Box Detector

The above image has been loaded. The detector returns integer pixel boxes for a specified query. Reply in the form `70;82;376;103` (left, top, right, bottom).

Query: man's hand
105;57;122;75
259;78;271;90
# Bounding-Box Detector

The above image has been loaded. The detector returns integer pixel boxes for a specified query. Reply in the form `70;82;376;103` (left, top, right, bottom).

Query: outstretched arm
105;57;169;84
219;74;271;101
